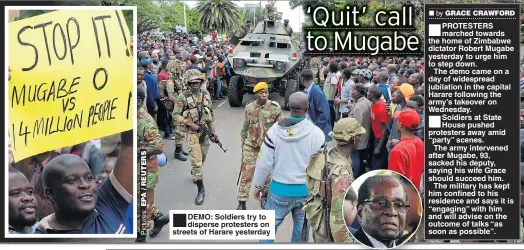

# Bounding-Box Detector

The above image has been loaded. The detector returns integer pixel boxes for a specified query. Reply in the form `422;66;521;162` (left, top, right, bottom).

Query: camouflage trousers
188;133;210;180
174;123;186;146
237;144;271;201
312;229;331;243
311;219;354;243
136;170;160;234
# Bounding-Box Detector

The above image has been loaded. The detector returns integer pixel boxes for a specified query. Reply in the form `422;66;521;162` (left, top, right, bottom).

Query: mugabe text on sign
169;210;275;240
8;9;134;161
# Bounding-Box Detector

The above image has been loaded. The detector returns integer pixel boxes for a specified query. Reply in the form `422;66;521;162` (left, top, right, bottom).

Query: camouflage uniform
318;64;327;88
236;22;253;37
284;25;293;37
311;57;321;70
265;3;277;21
238;99;283;203
303;118;365;243
166;60;187;148
244;23;253;34
173;70;215;181
167;59;188;90
137;105;164;233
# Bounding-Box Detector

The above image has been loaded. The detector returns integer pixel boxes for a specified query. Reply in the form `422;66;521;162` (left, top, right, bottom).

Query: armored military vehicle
227;11;304;108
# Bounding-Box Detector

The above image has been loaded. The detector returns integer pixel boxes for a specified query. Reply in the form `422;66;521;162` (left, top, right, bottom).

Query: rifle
196;103;228;153
236;148;243;185
319;143;334;242
198;123;228;153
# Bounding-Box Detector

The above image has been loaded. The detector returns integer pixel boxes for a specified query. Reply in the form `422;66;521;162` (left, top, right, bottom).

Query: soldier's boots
136;233;147;243
179;146;189;156
191;169;197;184
260;193;268;209
174;147;188;161
236;201;246;210
195;180;205;205
149;212;169;238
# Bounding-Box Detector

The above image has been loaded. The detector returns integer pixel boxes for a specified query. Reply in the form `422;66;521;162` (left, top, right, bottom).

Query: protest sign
8;9;134;162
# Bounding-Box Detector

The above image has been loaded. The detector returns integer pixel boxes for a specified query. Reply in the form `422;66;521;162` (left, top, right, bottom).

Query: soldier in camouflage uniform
303;118;366;242
318;58;329;88
311;57;321;70
173;69;217;205
167;54;189;161
283;19;293;37
240;20;253;36
136;88;169;242
265;1;277;21
237;82;283;210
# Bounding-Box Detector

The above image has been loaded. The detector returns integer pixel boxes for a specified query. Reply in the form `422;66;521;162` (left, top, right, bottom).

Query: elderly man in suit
300;69;332;142
353;174;410;249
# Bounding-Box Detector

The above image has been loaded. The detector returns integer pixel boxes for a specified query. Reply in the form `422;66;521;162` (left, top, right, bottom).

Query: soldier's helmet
284;19;289;24
183;69;205;83
328;118;366;145
246;19;252;24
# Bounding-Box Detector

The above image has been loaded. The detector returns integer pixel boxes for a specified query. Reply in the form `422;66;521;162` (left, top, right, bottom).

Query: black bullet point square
172;213;187;227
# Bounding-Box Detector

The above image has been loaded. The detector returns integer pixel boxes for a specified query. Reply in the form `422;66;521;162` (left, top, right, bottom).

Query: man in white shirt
253;92;325;242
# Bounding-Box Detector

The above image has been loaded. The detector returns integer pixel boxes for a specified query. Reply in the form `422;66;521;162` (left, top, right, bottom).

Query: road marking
218;100;227;107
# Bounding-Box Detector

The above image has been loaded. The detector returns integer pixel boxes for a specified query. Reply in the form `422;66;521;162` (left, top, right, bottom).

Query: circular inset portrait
344;170;422;249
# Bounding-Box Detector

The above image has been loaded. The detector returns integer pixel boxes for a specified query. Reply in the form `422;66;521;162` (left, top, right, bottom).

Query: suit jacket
353;228;404;249
307;83;332;142
353;228;373;248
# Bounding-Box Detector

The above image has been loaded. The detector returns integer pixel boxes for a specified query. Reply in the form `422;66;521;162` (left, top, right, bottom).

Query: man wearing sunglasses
354;175;410;249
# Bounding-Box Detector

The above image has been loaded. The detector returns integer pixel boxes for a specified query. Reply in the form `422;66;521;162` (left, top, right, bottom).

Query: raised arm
113;130;134;195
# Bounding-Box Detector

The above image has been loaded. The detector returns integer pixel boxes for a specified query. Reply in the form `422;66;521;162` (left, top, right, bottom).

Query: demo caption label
169;210;275;240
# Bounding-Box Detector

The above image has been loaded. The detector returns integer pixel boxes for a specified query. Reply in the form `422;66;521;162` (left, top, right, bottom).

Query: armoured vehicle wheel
228;76;244;107
284;79;298;110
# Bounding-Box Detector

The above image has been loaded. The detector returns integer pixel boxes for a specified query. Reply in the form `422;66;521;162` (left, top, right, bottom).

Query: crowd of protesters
137;31;234;139
309;55;425;190
252;56;427;244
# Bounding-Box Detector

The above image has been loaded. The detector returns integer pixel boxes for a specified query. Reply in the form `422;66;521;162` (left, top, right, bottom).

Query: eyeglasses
362;198;410;213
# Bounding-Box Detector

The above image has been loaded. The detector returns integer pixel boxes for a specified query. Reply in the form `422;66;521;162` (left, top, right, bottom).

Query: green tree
122;0;162;34
195;0;242;33
16;10;54;20
159;1;198;33
241;5;265;25
186;7;201;33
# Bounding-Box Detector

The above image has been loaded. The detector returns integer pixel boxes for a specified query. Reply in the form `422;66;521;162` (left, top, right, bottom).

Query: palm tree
195;0;242;33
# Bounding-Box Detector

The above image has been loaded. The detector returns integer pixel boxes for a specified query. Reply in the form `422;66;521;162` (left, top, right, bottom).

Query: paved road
148;92;314;243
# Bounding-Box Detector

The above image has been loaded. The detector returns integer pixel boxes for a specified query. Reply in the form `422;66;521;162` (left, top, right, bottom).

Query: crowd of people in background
310;55;425;191
130;29;429;244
